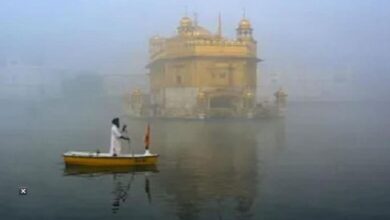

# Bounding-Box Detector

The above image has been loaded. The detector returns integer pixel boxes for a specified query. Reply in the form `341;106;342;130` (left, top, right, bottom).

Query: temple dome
151;35;161;41
180;16;193;27
238;18;251;29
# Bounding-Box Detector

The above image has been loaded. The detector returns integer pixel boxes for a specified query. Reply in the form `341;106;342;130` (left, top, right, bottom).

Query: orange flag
144;123;151;150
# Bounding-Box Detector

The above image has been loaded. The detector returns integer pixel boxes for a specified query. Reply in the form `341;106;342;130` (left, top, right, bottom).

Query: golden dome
238;18;251;29
131;88;142;96
274;88;288;98
150;35;162;42
180;16;193;27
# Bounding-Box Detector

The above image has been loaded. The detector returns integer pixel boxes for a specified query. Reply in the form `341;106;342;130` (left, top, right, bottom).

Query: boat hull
63;151;159;167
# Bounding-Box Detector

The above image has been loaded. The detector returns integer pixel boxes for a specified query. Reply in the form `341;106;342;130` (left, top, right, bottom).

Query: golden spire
193;12;198;27
238;8;251;29
217;12;222;37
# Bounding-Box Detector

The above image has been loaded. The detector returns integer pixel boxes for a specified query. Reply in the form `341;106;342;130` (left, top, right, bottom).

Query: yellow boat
63;151;159;167
64;123;158;167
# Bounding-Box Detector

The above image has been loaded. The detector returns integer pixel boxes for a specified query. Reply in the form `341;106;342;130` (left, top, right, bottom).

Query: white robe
109;125;122;155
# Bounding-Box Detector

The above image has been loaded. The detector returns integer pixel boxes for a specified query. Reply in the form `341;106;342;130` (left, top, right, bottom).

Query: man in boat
110;118;130;156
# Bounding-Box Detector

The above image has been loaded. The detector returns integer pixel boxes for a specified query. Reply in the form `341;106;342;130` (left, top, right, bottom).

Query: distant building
0;58;63;101
146;15;260;118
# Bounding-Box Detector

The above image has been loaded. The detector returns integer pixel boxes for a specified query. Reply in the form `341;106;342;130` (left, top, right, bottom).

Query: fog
1;0;390;102
2;2;390;219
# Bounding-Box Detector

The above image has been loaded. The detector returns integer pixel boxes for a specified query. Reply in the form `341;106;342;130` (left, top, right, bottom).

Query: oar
122;124;134;157
127;139;134;157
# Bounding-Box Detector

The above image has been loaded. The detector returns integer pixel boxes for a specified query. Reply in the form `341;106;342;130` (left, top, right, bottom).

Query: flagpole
144;123;151;155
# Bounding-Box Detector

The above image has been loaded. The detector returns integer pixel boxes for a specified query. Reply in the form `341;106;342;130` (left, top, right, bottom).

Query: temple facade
146;15;260;118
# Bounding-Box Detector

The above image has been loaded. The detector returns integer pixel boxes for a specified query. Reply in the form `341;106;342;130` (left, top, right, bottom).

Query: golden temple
128;14;286;119
147;15;260;118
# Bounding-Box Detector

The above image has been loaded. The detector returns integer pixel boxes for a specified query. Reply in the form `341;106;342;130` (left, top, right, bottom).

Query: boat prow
63;151;159;167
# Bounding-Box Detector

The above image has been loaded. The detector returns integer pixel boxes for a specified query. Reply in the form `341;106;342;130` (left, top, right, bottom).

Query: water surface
0;100;389;219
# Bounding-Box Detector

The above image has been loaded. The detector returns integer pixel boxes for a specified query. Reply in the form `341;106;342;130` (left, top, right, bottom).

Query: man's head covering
112;117;120;128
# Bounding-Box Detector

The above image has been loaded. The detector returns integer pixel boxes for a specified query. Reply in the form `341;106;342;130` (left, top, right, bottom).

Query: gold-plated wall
147;16;260;118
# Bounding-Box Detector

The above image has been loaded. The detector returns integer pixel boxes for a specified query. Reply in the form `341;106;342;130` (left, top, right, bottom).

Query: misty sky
1;0;389;101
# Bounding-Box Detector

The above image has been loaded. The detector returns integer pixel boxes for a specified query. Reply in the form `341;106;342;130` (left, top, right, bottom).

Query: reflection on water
111;173;131;214
1;101;389;219
56;118;286;219
63;166;157;214
151;119;286;219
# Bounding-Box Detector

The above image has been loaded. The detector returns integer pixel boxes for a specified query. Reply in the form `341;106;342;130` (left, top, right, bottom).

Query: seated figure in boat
110;118;130;156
